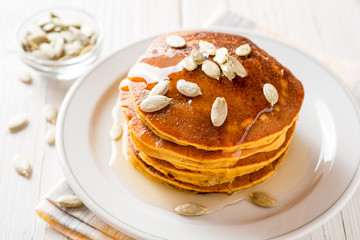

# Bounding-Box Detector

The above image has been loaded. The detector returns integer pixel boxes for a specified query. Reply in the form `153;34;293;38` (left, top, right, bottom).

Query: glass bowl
16;7;103;81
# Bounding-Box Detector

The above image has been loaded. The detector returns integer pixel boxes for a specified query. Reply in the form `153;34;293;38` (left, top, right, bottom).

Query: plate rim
56;27;360;240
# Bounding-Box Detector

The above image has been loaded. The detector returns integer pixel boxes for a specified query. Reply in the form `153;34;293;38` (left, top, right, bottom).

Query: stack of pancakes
119;31;304;194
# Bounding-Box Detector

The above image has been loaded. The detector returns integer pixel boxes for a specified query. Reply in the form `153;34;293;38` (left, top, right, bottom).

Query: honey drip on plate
109;100;309;214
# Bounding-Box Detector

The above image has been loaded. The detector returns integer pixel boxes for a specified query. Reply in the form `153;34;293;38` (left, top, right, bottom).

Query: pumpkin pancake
130;123;294;172
117;31;304;194
136;143;291;187
120;88;293;169
127;137;287;194
127;31;304;151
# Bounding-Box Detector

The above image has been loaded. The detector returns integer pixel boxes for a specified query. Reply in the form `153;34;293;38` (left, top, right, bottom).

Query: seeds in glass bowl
21;12;98;61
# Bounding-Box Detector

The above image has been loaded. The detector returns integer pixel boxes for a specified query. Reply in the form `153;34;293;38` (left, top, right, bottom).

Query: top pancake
127;31;304;151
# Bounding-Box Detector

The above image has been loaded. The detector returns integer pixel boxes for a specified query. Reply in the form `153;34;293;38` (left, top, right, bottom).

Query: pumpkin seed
166;35;186;48
53;37;64;59
7;113;29;132
36;17;51;27
176;79;202;97
249;192;278;207
26;24;45;36
56;195;84;208
64;40;83;56
12;154;32;177
174;203;208;216
80;24;95;37
62;19;82;28
228;56;247;78
27;33;50;45
43;104;58;124
60;30;74;42
235;43;251;56
201;60;220;80
149;80;170;96
182;56;197;71
140;95;172;112
263;83;279;107
191;49;204;65
213;47;229;64
46;32;61;42
30;50;50;59
50;12;59;19
220;61;236;81
17;67;32;84
211;97;227;127
45;128;56;145
89;34;97;45
39;43;55;59
199;40;216;56
42;22;55;32
53;26;62;32
109;121;123;141
73;31;89;46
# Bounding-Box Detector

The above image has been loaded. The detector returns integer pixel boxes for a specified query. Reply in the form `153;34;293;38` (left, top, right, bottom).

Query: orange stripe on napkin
36;209;92;240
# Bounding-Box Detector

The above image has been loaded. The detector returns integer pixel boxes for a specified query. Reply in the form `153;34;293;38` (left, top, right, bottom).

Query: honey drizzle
237;107;273;145
128;61;183;84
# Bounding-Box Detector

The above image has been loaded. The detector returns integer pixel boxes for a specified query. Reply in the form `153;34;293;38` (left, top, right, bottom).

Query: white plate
57;27;360;240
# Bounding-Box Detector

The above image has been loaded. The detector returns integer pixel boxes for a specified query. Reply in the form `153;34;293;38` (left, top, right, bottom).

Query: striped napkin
35;11;360;240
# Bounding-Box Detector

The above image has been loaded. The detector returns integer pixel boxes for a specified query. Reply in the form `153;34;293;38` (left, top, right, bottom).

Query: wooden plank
341;190;360;239
229;0;360;61
181;0;230;27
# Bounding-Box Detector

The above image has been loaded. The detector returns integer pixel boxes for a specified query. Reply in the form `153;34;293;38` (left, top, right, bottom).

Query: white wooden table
1;0;360;239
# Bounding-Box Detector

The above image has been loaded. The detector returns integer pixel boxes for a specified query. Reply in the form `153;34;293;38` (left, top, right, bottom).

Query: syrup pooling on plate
109;97;309;214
